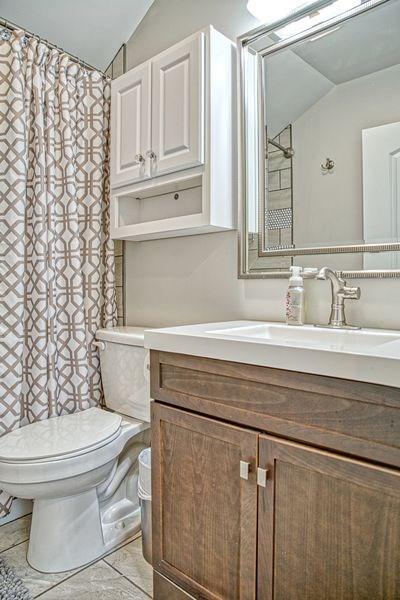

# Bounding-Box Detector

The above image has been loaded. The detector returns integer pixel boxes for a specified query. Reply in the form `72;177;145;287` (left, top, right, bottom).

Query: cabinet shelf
112;175;210;240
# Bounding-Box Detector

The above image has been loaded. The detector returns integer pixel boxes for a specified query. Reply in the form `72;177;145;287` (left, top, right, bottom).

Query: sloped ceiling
0;0;154;70
265;0;400;137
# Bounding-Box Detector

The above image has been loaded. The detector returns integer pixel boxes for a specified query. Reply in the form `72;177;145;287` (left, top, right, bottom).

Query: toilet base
27;490;141;573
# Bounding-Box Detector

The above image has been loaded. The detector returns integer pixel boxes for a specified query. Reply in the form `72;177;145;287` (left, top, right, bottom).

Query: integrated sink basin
144;321;400;388
208;323;399;354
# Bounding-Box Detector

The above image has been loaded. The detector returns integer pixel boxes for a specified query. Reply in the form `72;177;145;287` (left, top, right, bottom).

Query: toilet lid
0;408;122;462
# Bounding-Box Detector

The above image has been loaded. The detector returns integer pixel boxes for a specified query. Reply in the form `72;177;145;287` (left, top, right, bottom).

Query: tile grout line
0;536;31;555
0;514;32;554
0;513;32;528
32;536;141;598
1;517;148;598
104;560;153;599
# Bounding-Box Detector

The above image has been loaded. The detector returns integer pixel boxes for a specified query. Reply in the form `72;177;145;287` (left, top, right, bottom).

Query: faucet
316;267;361;329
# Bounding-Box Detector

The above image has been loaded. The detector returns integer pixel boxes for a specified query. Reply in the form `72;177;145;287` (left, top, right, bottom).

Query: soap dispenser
285;266;305;326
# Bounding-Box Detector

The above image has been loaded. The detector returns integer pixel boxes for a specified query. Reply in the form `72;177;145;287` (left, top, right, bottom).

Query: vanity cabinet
150;351;400;599
152;404;258;599
258;436;400;599
110;27;236;241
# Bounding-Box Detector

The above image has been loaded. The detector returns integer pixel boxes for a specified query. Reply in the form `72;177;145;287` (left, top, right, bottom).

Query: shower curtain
0;30;117;516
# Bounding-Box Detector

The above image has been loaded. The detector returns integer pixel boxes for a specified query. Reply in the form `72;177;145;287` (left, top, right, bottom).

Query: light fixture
246;0;311;24
274;0;362;39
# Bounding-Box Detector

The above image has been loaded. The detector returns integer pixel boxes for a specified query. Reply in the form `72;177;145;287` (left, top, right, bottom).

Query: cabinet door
110;62;151;187
152;403;258;600
258;435;400;599
151;33;205;177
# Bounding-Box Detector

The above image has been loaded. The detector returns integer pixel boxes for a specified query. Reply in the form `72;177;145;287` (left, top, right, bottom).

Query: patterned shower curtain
0;30;117;516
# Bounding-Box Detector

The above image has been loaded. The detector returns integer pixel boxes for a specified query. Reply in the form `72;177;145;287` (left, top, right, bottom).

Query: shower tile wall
265;125;293;249
106;46;126;325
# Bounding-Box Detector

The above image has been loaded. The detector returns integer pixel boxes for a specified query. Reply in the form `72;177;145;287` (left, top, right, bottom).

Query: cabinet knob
257;467;269;487
146;150;157;161
135;154;145;164
240;460;251;480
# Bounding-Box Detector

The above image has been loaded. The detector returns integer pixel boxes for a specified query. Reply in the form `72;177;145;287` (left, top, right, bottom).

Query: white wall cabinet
151;33;204;177
111;63;151;188
110;27;236;241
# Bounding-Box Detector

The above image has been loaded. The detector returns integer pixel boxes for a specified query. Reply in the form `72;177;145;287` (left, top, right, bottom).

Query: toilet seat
0;408;122;463
0;409;148;488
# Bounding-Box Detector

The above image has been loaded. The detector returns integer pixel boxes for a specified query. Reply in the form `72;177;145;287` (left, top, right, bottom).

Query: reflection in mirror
240;0;400;277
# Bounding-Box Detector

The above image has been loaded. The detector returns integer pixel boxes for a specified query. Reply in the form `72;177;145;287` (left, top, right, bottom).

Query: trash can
138;447;152;565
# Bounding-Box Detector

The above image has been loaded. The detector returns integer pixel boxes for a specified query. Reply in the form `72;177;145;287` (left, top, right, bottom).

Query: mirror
239;0;400;278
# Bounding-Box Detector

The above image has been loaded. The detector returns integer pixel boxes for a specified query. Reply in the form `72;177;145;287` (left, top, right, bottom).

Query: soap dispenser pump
285;266;305;326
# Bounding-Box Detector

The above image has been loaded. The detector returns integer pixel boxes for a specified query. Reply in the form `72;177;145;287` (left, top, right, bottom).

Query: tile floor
0;514;153;598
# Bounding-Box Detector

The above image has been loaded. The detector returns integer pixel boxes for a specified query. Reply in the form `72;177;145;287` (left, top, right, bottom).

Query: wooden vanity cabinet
150;351;400;599
152;403;258;600
258;436;400;599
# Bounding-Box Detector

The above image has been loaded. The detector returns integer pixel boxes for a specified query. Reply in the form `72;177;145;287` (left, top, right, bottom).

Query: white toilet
0;327;151;573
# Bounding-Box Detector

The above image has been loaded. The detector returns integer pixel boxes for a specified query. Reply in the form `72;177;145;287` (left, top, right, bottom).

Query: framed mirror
238;0;400;278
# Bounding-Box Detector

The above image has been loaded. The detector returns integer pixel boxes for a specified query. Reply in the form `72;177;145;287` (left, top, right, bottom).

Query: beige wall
121;0;400;331
293;63;400;255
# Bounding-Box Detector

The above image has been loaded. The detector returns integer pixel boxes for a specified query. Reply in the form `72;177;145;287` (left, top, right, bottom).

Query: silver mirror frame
237;0;400;279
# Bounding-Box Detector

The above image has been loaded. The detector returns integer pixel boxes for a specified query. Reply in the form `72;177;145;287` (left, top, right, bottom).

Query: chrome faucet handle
341;284;361;300
316;267;361;329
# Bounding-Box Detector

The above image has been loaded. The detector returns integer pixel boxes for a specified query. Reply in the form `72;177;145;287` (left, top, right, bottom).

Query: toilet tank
95;327;150;422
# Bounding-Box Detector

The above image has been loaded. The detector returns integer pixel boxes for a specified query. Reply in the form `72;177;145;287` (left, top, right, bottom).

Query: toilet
0;327;151;573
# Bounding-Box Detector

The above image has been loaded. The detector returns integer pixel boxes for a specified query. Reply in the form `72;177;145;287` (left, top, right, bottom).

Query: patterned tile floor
0;514;153;598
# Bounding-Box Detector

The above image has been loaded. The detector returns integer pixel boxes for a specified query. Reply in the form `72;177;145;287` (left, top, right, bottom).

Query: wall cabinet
111;63;151;187
151;34;204;177
150;351;400;599
110;27;236;241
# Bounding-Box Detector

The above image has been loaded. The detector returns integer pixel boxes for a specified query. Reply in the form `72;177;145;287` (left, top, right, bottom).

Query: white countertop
144;321;400;388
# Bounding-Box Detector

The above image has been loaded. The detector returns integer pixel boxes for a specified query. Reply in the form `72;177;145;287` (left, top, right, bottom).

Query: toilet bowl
0;327;151;573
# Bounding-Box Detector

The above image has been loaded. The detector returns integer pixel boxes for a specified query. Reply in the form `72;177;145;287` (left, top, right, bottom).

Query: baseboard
0;498;32;525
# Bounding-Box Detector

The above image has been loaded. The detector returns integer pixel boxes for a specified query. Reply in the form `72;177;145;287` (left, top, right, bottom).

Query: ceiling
264;0;400;134
0;0;154;70
293;0;400;84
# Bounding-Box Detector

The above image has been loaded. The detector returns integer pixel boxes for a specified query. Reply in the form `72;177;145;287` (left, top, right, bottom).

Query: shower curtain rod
0;16;107;76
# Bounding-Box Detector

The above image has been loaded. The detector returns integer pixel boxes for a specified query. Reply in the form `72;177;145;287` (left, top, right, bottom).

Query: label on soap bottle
285;289;304;325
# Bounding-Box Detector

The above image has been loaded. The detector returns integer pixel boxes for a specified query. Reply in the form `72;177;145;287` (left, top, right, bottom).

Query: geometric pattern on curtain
0;30;117;516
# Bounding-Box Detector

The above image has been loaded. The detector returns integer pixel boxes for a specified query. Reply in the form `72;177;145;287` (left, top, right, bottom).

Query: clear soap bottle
285;266;305;326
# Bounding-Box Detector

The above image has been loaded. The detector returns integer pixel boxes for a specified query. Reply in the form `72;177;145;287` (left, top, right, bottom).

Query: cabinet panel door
110;62;151;187
152;403;257;600
151;33;205;177
258;435;400;600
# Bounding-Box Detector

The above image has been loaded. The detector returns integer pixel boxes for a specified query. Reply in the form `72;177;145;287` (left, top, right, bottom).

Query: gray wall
122;0;400;331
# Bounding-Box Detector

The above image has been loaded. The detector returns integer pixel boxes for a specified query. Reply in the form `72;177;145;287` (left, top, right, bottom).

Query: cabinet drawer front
151;32;205;176
111;62;151;188
151;351;400;467
152;403;257;600
257;435;400;599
